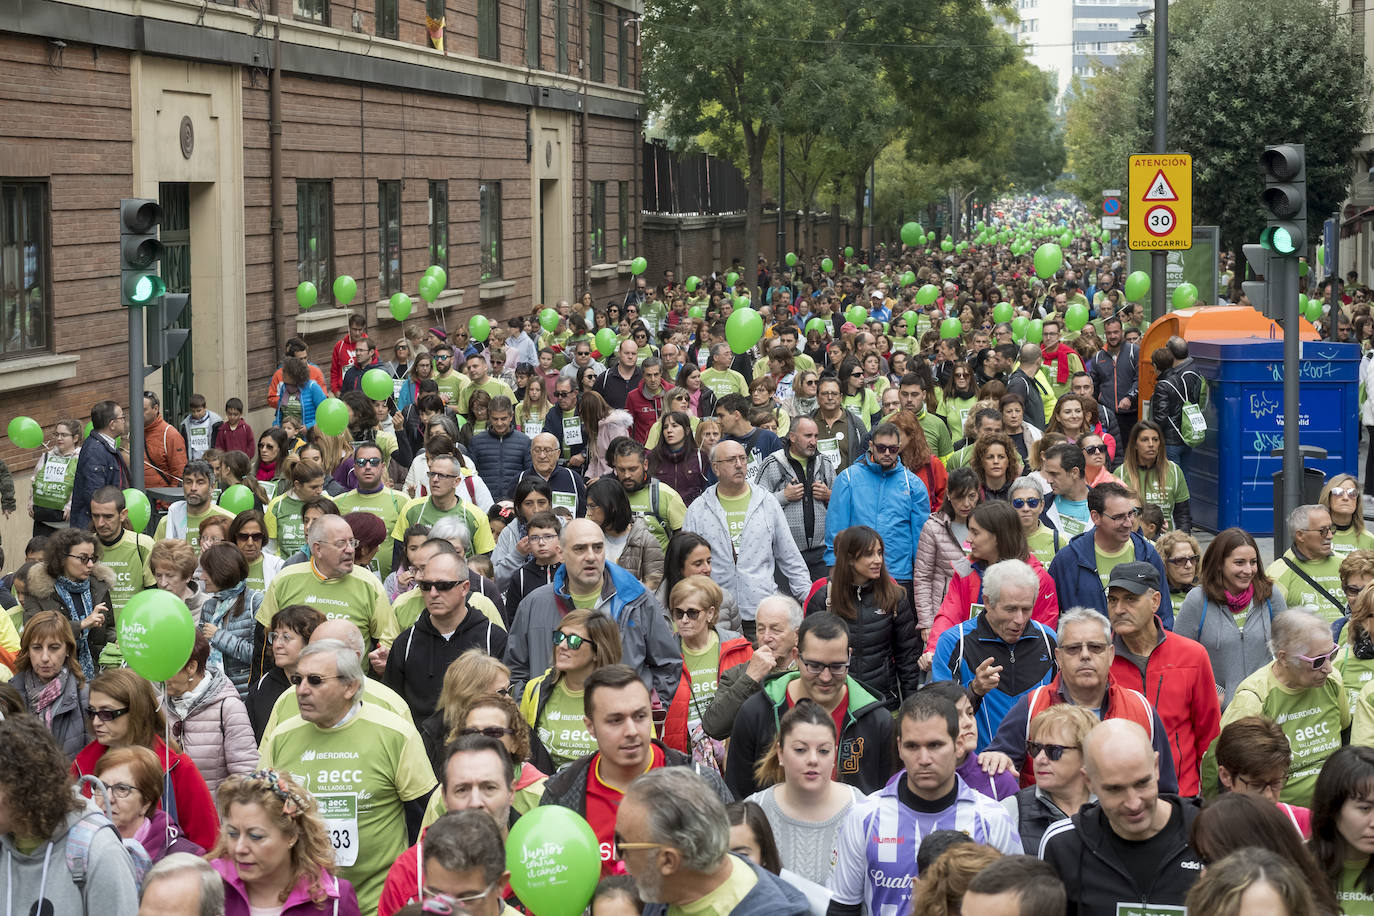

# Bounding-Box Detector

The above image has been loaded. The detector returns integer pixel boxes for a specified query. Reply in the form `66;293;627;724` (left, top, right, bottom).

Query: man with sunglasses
431;344;469;408
1268;504;1347;626
723;612;894;798
1105;562;1219;797
337;442;408;582
391;455;497;569
541;378;588;469
385;551;507;722
1048;481;1170;627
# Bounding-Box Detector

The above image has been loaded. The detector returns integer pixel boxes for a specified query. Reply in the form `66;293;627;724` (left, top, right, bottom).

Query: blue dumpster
1184;338;1360;535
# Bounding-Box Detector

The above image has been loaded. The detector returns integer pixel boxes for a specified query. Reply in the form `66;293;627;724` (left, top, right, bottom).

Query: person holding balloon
330;313;377;395
29;417;82;537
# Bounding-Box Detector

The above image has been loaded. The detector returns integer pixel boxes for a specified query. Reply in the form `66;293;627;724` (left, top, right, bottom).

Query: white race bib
552;491;578;511
818;437;840;460
523;421;544;437
316;793;359;867
392;378;406;400
189;426;209;451
43;455;72;483
563;417;583;446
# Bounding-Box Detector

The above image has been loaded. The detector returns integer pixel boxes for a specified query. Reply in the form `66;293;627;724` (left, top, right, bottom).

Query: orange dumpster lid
1137;305;1319;405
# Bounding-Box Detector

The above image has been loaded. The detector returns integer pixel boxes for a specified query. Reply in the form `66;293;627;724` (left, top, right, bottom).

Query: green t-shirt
938;394;977;436
1337;646;1374;717
335;487;407;580
682;634;721;733
718;488;752;551
700;368;748;399
1339;862;1374;916
1333;525;1374;557
258;562;399;647
1026;526;1060;570
916;409;953;459
569;586;601;610
1095;540;1136;595
1266;550;1346;624
1128;463;1190;518
391;497;496;555
260;704;437;915
266;493;308;558
246;556;271;594
457;378;516;416
97;530;156;612
155;504;235;555
626;481;687;552
538;681;597;768
842;389;879;427
433;369;470;407
32;450;78;510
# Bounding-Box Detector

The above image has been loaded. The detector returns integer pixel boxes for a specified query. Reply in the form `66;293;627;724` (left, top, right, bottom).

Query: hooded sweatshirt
384;605;509;722
0;808;140;916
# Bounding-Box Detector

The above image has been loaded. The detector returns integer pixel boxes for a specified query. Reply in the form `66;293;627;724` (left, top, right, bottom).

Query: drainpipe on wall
269;0;286;368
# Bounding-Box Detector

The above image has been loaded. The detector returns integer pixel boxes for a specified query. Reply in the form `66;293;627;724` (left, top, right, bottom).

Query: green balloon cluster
726;307;764;354
901;222;925;246
940;239;954;253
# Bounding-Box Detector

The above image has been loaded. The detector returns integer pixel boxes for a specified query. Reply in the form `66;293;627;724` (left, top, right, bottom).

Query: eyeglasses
418;580;463;592
87;707;130;721
532;446;559;455
326;539;360;550
421;883;501;914
1083;444;1107;455
1058;642;1109;657
713;455;749;466
355;456;383;467
288;673;348;687
459;726;516;740
1331;487;1360;499
237;532;265;543
870;443;900;455
68;553;97;565
429;471;459;481
1295;648;1337;670
1234;774;1286;794
1100;507;1141;523
1026;741;1080;762
672;607;704;621
613;834;666;854
1167;555;1200;567
800;657;850;676
267;631;300;645
1012;497;1042;509
1303;526;1335;538
101;782;140;799
552;631;588;649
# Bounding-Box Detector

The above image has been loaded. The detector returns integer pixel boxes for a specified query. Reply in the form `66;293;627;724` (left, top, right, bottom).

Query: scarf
1224;583;1254;617
792;395;817;416
204;581;246;672
53;575;95;680
27;667;68;726
1042;342;1074;383
255;459;276;482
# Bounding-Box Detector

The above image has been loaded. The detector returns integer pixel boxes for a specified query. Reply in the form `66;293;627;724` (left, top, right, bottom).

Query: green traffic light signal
124;273;167;304
1261;224;1302;256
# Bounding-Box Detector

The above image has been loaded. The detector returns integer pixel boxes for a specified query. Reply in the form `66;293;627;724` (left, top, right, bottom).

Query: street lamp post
1150;0;1168;322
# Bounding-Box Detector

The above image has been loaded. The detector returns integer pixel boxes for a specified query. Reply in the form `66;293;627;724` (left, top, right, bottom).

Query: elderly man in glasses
1268;503;1346;625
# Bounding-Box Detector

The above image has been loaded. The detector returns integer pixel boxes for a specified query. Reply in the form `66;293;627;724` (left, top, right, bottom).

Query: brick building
0;0;643;494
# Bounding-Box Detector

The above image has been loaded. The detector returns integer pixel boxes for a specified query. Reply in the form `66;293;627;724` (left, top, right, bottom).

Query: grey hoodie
0;808;140;916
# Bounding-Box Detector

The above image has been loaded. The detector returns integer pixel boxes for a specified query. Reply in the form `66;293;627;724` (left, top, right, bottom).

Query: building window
479;0;500;60
376;0;398;37
618;180;630;260
590;182;606;263
617;9;629;87
294;0;327;23
297;180;333;306
0;181;49;357
590;1;605;81
428;180;449;278
526;0;541;67
480;181;503;281
378;180;402;297
556;0;569;72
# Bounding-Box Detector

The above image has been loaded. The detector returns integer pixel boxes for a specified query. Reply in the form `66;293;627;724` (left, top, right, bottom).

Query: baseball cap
1107;561;1161;595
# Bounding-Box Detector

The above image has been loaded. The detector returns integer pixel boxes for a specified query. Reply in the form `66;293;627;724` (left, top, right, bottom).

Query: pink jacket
163;668;259;794
587;409;634;479
930;553;1059;645
213;858;361;916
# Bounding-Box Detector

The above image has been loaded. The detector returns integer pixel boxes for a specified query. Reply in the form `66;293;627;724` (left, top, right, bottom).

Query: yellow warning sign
1128;154;1192;251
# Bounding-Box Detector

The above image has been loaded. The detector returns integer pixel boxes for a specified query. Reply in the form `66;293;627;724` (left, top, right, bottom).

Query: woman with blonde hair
419;649;514;771
911;842;1003;916
1156;529;1202;622
1322;472;1374;555
1001;704;1097;854
520;609;623;767
208;770;360;915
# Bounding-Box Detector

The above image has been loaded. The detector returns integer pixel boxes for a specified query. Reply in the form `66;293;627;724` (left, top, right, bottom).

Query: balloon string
161;680;174;851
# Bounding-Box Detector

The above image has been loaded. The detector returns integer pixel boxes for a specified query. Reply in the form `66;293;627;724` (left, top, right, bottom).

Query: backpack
1165;371;1207;447
70;776;153;895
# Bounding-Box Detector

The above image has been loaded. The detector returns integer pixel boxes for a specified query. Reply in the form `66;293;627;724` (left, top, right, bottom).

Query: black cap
1107;561;1160;595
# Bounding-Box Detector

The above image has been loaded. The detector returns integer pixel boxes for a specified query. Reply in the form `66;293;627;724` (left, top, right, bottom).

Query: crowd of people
1;200;1373;916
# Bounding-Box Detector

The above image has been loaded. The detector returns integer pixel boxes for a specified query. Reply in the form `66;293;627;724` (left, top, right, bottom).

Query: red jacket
330;334;377;393
663;633;754;755
626;381;667;443
930;554;1059;645
72;735;220;851
143;415;187;487
1109;621;1220;797
912;457;948;514
1016;674;1157;787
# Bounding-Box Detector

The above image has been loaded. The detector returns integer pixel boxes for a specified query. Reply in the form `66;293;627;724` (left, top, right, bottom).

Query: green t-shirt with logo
1267;550;1346;624
701;368;748;399
1128;463;1190;519
1339;862;1374;916
246;556;272;594
538;681;597;768
97;530;156;612
1095;540;1136;595
1333;525;1374;557
32;451;78;510
626;481;687;552
259;675;414;748
260;704;437;915
1336;645;1374;717
718;488;752;552
265;493;308;558
433;369;470;407
391;497;496;556
457;378;516;416
1026;526;1060;571
336;487;407;580
682;633;721;733
257;563;399;648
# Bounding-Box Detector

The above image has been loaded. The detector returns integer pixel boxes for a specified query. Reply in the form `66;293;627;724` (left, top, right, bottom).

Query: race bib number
697;350;709;369
1117;905;1187;916
393;378;406;400
818;436;841;460
563;417;583;446
316;793;359;867
967;602;985;622
43;456;71;483
523;421;544;437
260;480;278;500
189;426;209;451
552;491;578;511
1059;515;1089;536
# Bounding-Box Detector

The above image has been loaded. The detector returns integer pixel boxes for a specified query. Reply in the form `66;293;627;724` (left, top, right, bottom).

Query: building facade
1006;0;1143;100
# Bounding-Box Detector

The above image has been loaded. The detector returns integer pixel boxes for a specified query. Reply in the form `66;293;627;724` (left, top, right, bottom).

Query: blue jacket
824;454;930;573
932;615;1057;751
70;434;130;531
1047;529;1173;629
272;379;328;428
468;427;532;501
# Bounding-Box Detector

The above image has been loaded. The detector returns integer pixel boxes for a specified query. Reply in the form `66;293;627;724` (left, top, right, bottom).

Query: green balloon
469;314;492;342
505;806;600;916
1172;282;1199;310
845;306;869;326
901;222;925;246
362;368;395;401
1101;229;1111;243
118;589;196;682
333;275;357;306
389;292;412;322
296;281;318;310
1012;315;1029;337
685;275;700;293
1033;243;1063;280
539;308;560;333
1299;293;1309;311
1306;300;1323;323
992;302;1013;323
1060;233;1073;247
219;484;256;515
418;275;441;304
900;271;916;288
631;256;648;276
916;284;939;307
785;252;798;267
1026;319;1044;344
123;488;152;533
725;307;764;354
314;398;350;436
806;317;826;334
939;317;962;339
844;246;855;258
425;266;448;290
1299;260;1310;278
905;312;919;334
1065;303;1089;331
689;305;705;320
925;231;935;243
1124;270;1150;302
6;416;41;449
821;258;834;273
725;271;740;288
732;295;749;310
594;328;618;357
940;239;954;252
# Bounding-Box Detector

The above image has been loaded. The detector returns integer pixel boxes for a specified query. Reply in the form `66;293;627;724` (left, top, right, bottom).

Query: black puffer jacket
467;427;532;500
1150;364;1205;449
803;578;921;707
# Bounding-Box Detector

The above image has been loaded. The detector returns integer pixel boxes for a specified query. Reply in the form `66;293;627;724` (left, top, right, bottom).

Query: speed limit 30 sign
1128;154;1192;251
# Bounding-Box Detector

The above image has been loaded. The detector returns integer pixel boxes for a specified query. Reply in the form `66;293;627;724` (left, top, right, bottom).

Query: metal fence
642;140;748;215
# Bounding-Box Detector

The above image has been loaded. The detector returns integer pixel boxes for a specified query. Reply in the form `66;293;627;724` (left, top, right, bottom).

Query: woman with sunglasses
1175;527;1285;706
1322;473;1374;556
1210;608;1347;807
164;631;258;794
1334;559;1374;716
662;574;753;768
72;667;221;850
93;744;206;862
838;357;880;428
1010;476;1060;569
1001;704;1097;855
520;609;622;768
1077;433;1118;488
230;509;284;593
22;526;115;680
446;692;550;814
1119;419;1191;533
1155;530;1202;622
937;362;979;434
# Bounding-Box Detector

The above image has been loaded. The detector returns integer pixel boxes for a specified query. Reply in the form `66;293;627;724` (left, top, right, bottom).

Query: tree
1063;54;1150;213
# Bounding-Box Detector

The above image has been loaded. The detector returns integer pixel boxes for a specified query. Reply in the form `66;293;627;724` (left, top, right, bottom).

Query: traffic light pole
1279;255;1300;556
129;304;146;491
1149;0;1168;321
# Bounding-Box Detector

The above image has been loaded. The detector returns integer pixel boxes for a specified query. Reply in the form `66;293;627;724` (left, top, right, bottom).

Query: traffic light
1242;243;1270;316
1259;144;1306;257
120;198;166;306
146;292;190;368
